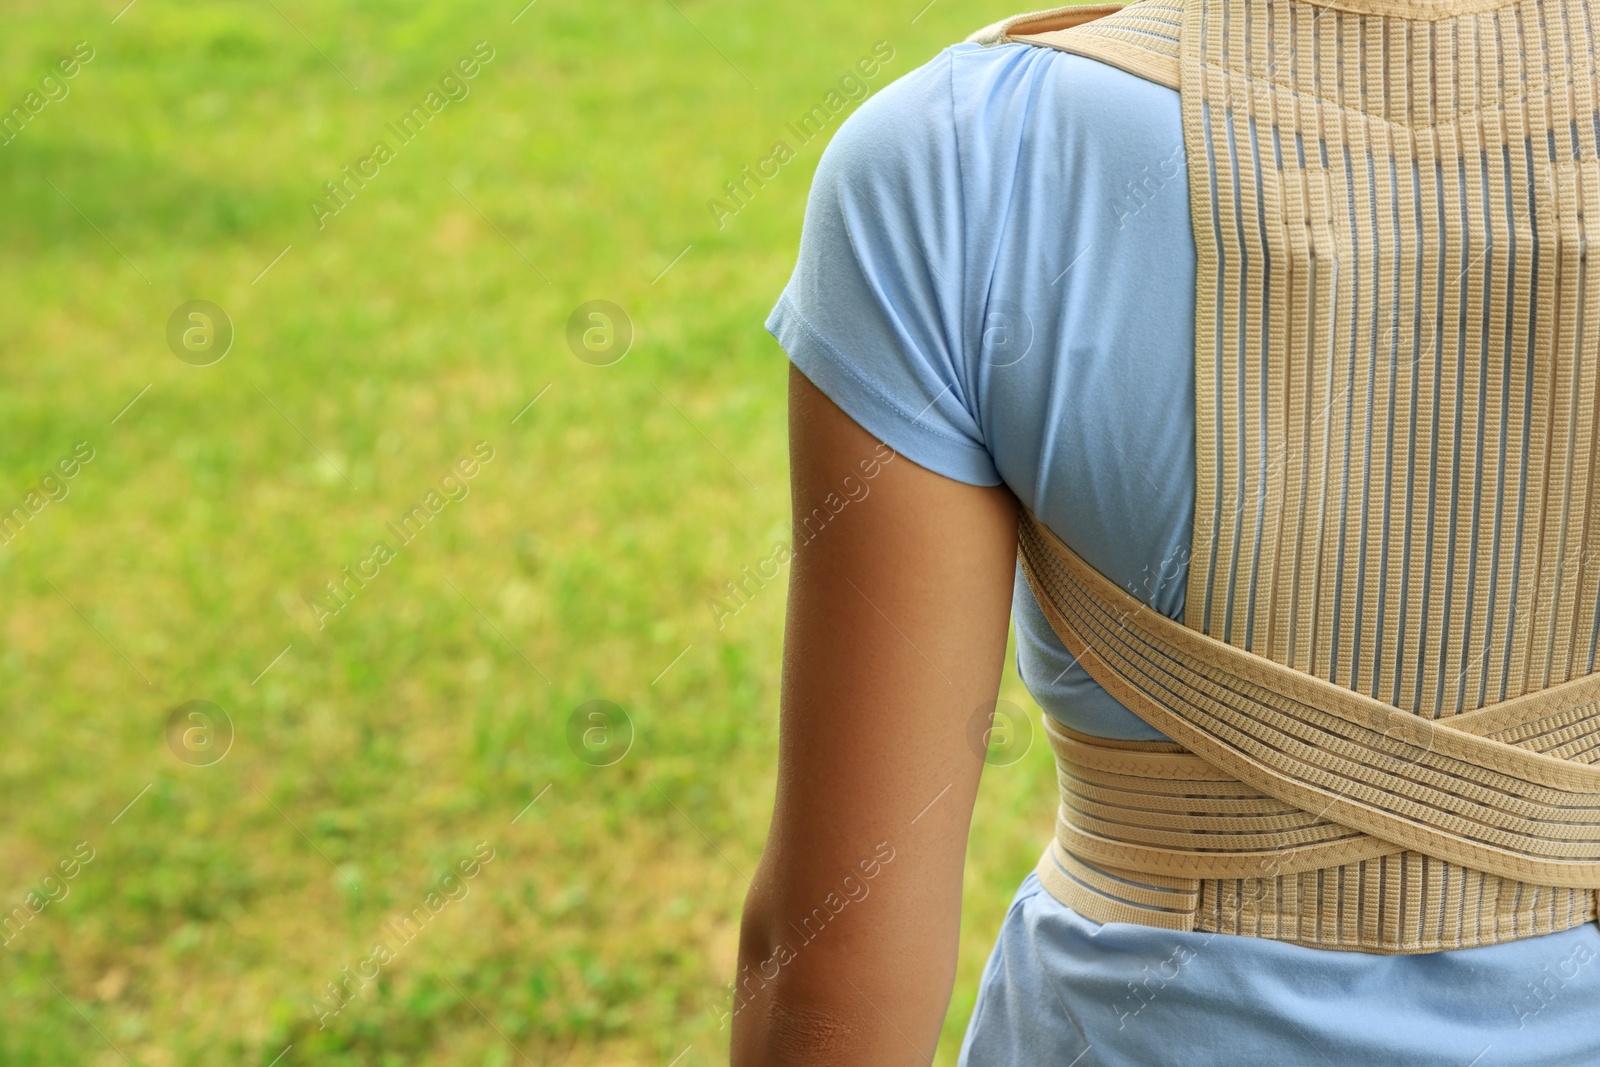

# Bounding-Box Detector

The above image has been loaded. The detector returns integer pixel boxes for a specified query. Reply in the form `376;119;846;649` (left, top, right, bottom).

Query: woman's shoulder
828;34;1183;204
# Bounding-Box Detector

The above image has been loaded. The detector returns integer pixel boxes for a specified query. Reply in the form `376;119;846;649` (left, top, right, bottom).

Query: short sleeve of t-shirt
765;48;1000;487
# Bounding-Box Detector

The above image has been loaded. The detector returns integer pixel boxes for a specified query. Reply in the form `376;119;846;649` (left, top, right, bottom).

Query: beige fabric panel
1181;0;1600;718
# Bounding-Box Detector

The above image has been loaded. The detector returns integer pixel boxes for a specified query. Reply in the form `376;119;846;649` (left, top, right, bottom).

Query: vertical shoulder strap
966;4;1127;45
966;1;1182;89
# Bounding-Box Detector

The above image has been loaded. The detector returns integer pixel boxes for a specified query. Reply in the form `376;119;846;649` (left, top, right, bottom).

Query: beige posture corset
973;0;1600;951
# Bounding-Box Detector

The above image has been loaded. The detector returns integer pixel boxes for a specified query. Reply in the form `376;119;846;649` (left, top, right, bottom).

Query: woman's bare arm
730;365;1020;1065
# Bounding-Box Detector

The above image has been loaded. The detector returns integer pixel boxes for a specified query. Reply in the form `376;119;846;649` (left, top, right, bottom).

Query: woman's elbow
729;891;877;1065
731;985;877;1066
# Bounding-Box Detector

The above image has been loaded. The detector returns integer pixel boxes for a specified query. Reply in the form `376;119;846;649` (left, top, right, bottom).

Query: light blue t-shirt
766;38;1600;1066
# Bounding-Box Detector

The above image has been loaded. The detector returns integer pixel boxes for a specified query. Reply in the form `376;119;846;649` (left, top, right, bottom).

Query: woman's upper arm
730;364;1019;1065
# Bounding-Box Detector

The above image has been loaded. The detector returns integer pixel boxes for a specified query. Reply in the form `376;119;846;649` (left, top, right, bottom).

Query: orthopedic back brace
971;0;1600;951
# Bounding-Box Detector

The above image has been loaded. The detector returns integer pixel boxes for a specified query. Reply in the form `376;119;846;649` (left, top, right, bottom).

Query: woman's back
762;1;1600;1059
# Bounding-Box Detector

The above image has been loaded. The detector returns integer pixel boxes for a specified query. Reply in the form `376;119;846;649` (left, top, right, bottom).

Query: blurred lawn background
0;0;1059;1063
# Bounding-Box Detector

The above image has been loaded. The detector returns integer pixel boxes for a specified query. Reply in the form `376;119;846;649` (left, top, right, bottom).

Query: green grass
0;1;1061;1063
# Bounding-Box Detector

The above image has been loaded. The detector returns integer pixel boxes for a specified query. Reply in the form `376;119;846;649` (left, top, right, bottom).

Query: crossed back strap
977;0;1600;950
1020;512;1600;948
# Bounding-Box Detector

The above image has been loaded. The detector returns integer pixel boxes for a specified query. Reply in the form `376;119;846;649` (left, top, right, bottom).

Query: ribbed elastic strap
1033;715;1600;950
1020;509;1600;950
968;1;1184;89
